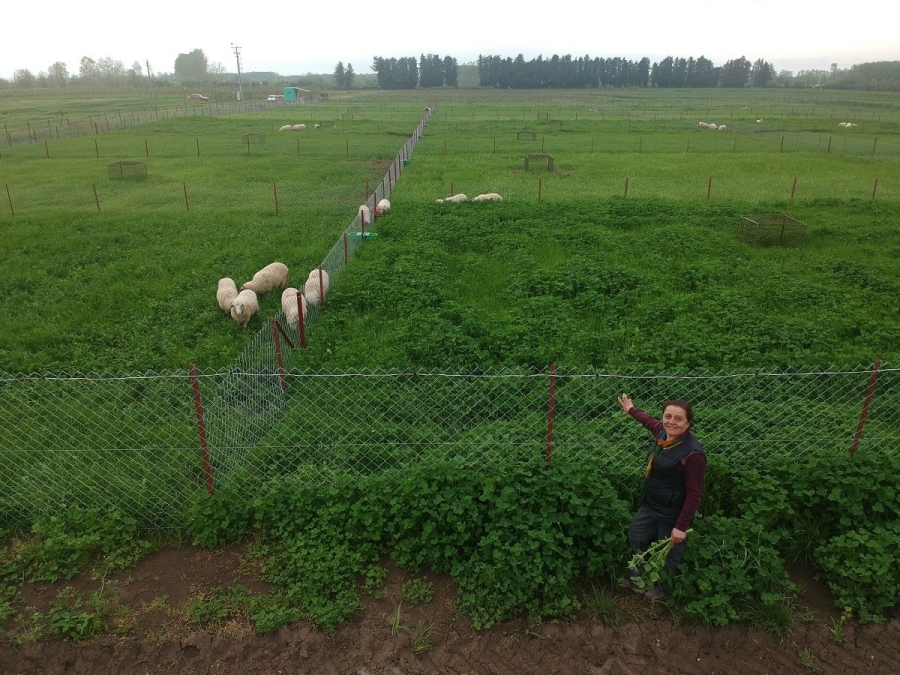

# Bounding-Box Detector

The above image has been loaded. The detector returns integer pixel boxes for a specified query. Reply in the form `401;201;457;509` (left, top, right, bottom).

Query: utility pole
231;43;244;102
146;60;154;94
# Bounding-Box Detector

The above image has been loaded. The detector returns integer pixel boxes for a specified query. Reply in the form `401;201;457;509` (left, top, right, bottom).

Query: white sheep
279;125;293;132
230;289;259;327
358;204;371;226
436;193;468;204
292;123;306;131
376;198;391;215
472;193;503;201
717;125;727;131
304;268;330;307
241;262;290;295
756;119;763;123
697;122;709;129
314;124;321;130
281;287;307;330
706;123;717;130
216;278;238;314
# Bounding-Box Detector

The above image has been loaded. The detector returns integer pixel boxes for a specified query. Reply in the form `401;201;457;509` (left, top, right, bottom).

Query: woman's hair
662;399;694;425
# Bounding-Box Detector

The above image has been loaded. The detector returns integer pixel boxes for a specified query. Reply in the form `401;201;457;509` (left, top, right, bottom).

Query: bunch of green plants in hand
627;529;693;591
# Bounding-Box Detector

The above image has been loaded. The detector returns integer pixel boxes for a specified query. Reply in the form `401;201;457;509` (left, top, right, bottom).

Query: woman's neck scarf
646;433;687;478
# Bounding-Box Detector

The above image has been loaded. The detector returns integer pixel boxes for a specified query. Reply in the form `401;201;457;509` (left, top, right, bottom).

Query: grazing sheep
358;204;371;226
376;198;391;215
230;289;259;327
217;278;239;314
281;287;307;330
756;119;763;123
216;277;239;314
304;268;330;307
292;123;306;131
706;123;717;129
241;262;290;295
472;193;503;202
436;193;468;204
279;125;293;132
697;122;709;129
717;125;727;131
314;124;321;130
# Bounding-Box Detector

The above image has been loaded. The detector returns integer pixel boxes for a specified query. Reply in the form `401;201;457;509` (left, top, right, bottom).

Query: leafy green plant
671;515;794;626
402;578;435;605
1;508;152;583
814;521;900;624
49;589;110;642
363;564;388;598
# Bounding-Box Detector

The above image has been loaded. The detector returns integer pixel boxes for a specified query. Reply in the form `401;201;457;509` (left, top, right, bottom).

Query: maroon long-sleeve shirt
628;407;706;532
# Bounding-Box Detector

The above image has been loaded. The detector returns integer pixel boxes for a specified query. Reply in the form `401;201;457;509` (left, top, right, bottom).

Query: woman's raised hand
618;393;634;415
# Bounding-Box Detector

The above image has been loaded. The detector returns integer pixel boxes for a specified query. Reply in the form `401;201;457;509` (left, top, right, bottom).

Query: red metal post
317;267;325;307
343;232;349;265
850;360;882;454
183;182;190;211
546;363;557;463
5;184;14;216
790;176;797;201
92;184;101;213
272;318;287;392
273;181;279;215
189;363;215;495
624;177;629;198
296;291;307;349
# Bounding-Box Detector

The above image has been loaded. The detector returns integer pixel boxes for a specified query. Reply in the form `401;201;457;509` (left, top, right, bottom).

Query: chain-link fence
0;364;895;530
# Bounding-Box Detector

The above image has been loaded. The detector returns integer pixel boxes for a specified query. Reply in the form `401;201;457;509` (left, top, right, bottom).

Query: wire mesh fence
0;364;895;530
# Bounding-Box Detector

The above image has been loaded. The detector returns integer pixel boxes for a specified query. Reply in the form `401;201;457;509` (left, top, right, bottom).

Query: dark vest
641;432;705;526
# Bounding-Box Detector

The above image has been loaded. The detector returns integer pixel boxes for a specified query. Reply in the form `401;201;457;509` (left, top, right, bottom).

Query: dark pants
626;505;686;578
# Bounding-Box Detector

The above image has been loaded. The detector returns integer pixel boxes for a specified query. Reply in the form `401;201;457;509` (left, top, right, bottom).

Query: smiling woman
616;394;707;602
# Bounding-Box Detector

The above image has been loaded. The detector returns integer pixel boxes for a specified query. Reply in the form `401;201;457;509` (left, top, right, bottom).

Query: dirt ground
2;542;898;675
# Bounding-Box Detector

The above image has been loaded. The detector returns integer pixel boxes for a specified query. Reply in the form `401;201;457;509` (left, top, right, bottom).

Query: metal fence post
850;360;882;454
546;364;557;463
190;363;215;495
272;318;287;392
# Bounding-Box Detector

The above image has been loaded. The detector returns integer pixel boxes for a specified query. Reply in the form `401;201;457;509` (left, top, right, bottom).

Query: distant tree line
368;54;459;89
476;53;780;88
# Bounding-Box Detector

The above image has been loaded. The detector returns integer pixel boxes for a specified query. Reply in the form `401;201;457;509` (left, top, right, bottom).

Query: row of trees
368;54;459;89
477;53;781;88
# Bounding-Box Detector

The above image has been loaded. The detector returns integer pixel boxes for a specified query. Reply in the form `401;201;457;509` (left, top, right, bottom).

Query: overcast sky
3;0;896;81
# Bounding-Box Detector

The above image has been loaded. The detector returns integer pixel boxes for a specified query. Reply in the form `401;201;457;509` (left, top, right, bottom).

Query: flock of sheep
278;123;322;131
697;122;727;131
215;199;395;330
436;193;503;204
216;262;331;329
838;122;859;128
